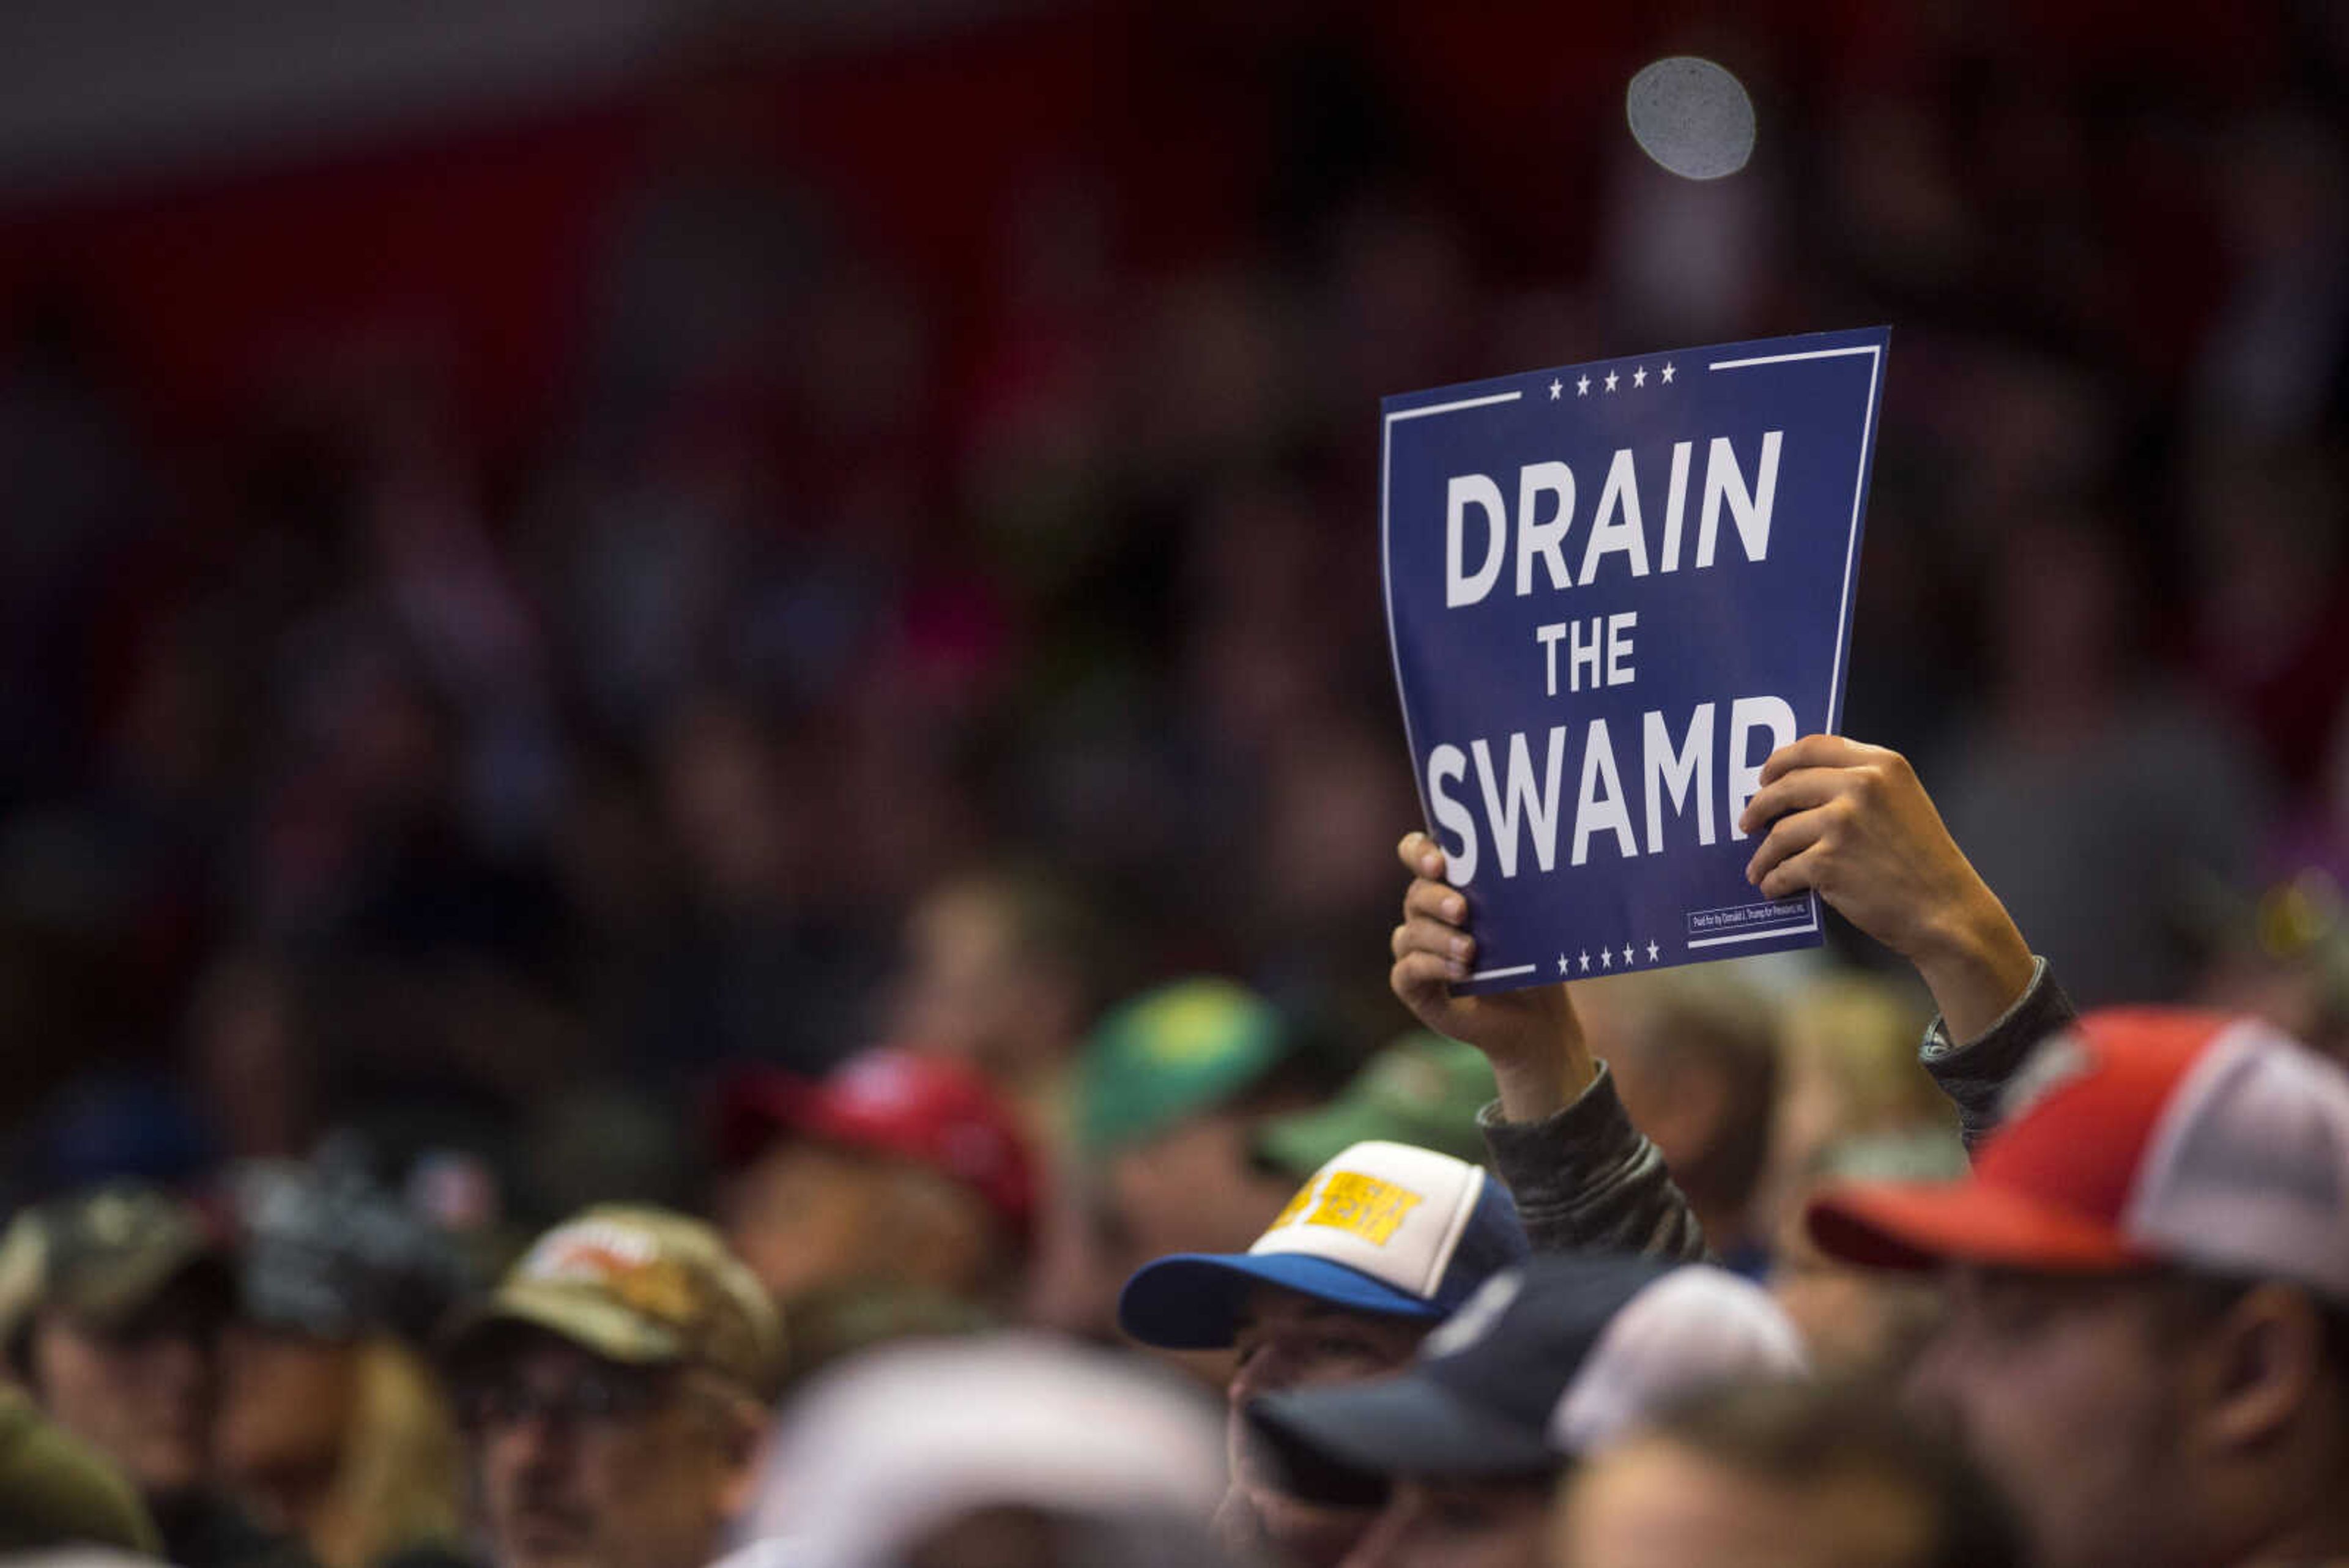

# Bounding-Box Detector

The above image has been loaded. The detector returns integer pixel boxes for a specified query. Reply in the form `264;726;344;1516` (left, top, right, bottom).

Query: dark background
0;0;2342;1221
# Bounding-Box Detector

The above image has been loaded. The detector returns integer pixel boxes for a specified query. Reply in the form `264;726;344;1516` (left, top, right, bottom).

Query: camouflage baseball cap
442;1205;784;1399
0;1183;231;1365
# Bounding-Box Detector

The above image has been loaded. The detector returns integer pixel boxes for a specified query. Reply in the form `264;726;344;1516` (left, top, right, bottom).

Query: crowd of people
4;734;2347;1568
4;2;2349;1567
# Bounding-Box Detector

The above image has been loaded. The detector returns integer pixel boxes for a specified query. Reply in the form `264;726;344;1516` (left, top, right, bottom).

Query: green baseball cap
0;1183;232;1365
1253;1033;1495;1176
1077;978;1294;1155
0;1384;160;1553
441;1205;785;1399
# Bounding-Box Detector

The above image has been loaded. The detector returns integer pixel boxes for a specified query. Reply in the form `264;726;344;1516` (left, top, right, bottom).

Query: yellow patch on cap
1300;1171;1423;1247
1137;989;1255;1066
1267;1180;1318;1232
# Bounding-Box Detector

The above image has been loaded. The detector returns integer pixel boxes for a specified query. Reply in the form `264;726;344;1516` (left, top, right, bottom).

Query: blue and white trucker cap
1117;1140;1528;1351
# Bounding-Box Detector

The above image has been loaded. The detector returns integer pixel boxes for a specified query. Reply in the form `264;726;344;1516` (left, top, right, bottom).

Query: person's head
713;1048;1034;1310
1579;972;1779;1255
655;694;795;911
1078;978;1343;1269
1119;1140;1529;1568
442;1205;784;1568
0;1183;235;1501
885;866;1107;1091
1768;1133;1967;1381
734;1334;1230;1568
217;1150;467;1568
1554;1378;2025;1568
1807;1009;2349;1568
1244;1257;1808;1568
1761;975;1945;1235
219;1332;459;1568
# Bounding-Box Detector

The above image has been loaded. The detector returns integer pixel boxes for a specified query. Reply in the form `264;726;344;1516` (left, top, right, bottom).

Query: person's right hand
1390;832;1595;1118
1737;735;2035;1043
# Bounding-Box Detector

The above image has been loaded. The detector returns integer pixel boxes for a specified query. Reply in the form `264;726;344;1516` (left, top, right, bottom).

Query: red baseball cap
716;1048;1036;1235
1807;1008;2349;1298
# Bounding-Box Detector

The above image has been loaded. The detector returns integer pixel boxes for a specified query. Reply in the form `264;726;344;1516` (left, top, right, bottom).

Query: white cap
732;1332;1228;1568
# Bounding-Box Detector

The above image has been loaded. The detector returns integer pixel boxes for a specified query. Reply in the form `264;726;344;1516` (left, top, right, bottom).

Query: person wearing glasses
440;1206;783;1568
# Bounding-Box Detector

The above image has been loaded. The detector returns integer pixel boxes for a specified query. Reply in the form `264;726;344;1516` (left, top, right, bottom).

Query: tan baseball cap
443;1205;784;1399
0;1183;232;1365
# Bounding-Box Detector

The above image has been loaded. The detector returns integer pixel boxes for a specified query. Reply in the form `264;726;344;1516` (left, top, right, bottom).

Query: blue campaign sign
1381;327;1889;994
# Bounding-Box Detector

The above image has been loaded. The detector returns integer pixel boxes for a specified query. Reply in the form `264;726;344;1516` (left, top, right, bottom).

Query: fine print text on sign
1381;327;1890;995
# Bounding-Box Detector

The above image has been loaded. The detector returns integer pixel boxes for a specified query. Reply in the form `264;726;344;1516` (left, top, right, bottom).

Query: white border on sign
1687;920;1817;949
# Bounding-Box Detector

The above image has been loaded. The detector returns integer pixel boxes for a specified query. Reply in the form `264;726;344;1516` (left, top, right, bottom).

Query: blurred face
1769;1217;1945;1381
722;1143;889;1306
890;887;1075;1080
28;1284;221;1499
1557;1440;1931;1568
892;889;1020;1058
216;1325;359;1487
1907;1266;2192;1568
1338;1477;1549;1568
466;1337;754;1568
1225;1286;1427;1568
721;1143;992;1307
1108;1114;1297;1269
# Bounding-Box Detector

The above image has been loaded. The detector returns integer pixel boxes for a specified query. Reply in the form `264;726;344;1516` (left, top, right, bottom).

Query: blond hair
306;1336;463;1568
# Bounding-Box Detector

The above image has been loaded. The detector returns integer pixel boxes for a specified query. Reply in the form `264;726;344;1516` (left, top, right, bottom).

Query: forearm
1909;880;2039;1049
1484;1023;1597;1124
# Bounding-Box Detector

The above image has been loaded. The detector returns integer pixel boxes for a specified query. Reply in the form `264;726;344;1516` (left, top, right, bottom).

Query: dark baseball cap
0;1183;232;1364
1245;1254;1807;1504
231;1148;468;1343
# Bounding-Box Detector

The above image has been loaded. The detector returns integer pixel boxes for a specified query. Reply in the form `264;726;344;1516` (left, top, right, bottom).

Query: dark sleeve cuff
1919;956;2080;1151
1477;1060;1708;1261
1477;1058;1634;1165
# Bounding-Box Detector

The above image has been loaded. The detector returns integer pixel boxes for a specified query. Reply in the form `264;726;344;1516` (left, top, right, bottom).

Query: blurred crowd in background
1;1;2348;1565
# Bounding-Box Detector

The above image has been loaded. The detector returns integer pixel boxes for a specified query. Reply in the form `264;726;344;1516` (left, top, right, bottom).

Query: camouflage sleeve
1918;956;2080;1154
1477;1060;1709;1261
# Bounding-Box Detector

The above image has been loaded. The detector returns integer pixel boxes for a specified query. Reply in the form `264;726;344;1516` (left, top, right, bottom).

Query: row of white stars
1560;941;1662;975
1549;363;1675;399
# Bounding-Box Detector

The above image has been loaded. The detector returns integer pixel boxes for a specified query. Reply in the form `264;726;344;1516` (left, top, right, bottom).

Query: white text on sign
1444;433;1784;607
1425;696;1797;885
1536;613;1638;695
